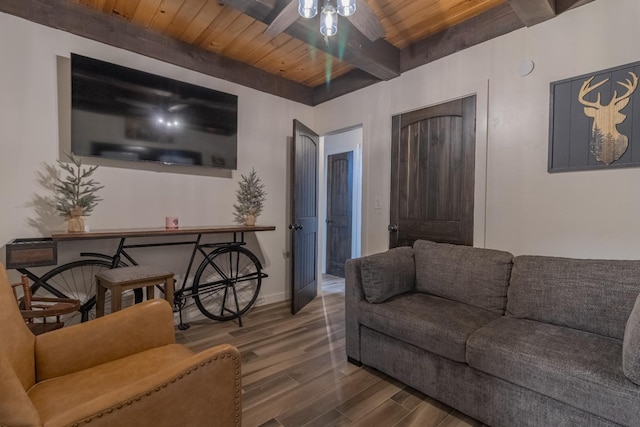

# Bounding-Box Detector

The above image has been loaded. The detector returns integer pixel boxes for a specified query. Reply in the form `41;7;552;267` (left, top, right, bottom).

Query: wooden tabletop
51;225;276;241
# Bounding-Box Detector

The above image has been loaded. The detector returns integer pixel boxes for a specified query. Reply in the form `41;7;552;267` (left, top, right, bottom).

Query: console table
7;225;276;327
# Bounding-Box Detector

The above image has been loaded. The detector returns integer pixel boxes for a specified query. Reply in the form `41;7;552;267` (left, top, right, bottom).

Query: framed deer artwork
548;62;640;172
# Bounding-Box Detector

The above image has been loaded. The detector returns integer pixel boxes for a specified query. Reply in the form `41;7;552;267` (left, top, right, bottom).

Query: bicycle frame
79;232;262;328
15;228;268;328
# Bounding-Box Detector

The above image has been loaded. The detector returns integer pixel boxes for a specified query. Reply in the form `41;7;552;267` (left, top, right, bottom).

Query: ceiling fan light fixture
336;0;356;17
320;4;338;36
298;0;318;18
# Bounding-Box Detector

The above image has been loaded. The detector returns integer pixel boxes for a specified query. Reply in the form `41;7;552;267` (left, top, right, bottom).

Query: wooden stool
95;266;174;317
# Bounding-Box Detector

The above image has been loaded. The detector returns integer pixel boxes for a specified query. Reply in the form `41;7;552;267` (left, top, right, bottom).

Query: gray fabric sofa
345;240;640;426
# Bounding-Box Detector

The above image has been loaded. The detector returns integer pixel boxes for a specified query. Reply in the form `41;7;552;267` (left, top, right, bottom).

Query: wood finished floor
175;275;486;427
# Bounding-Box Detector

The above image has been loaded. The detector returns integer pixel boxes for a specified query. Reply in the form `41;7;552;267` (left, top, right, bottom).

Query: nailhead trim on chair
68;352;241;427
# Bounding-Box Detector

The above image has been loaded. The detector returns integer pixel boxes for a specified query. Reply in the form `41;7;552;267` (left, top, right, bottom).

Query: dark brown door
291;120;319;314
326;151;353;277
390;96;476;248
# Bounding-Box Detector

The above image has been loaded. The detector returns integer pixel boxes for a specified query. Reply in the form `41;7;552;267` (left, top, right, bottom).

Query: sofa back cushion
507;256;640;339
414;240;514;314
623;292;640;385
361;247;415;303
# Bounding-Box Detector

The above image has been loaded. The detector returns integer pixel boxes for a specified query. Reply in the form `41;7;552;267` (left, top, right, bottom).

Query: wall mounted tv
71;54;238;170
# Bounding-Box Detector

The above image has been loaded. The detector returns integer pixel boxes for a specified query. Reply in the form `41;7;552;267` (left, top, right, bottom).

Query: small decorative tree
52;153;104;231
233;168;266;226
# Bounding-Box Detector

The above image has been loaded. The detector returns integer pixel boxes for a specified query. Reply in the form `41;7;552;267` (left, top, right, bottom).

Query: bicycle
15;228;268;328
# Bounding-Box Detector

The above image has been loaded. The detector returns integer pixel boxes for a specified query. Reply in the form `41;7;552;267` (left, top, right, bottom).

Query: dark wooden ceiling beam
556;0;595;14
314;0;598;103
313;3;525;104
506;0;556;26
0;0;315;105
0;0;600;107
400;3;524;73
312;69;381;105
221;0;400;81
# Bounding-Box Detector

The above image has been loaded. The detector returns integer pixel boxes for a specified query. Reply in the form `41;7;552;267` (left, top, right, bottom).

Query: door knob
289;223;303;230
388;224;398;232
295;224;303;230
326;219;333;224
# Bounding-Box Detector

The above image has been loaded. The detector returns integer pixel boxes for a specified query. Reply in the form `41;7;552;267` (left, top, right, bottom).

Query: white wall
0;12;314;307
315;0;640;259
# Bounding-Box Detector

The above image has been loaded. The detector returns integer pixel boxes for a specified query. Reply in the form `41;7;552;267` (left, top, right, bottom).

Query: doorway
326;151;353;277
389;96;477;248
321;127;363;278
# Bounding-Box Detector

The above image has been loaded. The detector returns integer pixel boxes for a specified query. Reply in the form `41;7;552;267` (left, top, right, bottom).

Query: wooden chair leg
96;281;106;318
111;285;122;313
165;277;174;308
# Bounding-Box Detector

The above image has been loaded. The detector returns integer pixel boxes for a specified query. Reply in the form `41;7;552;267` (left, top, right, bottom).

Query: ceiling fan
264;0;385;41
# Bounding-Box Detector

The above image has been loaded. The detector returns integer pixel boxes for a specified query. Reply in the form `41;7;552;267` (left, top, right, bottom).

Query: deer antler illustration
578;72;638;165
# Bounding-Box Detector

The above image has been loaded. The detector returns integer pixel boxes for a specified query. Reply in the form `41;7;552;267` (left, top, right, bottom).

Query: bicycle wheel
192;246;262;321
34;259;143;325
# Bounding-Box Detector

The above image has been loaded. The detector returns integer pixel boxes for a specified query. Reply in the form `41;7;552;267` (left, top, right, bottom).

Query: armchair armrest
35;299;175;381
47;344;242;427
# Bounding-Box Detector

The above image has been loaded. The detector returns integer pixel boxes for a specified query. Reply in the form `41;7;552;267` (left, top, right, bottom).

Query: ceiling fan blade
348;0;385;41
264;0;299;39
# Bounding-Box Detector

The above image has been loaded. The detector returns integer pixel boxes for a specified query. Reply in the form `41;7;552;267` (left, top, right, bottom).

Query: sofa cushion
467;317;639;426
623;292;640;385
361;247;415;303
507;256;640;339
413;240;513;314
358;293;500;362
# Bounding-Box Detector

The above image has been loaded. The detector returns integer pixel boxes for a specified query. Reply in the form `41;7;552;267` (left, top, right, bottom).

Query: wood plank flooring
175;275;485;427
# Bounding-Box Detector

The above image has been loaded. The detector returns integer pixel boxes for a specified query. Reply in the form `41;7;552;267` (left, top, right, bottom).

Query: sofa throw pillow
361;247;415;303
414;240;513;314
623;292;640;385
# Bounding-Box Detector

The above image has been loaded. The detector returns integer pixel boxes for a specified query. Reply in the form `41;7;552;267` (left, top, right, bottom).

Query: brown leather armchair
0;263;241;427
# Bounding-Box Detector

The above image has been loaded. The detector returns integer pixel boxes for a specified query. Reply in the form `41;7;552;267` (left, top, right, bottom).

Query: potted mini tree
233;168;266;226
52;153;104;232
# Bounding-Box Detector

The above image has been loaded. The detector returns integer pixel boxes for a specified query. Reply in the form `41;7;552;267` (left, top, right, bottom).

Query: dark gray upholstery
507;256;640;339
361;327;618;427
414;240;513;314
358;293;500;362
467;317;638;426
360;246;415;303
623;292;640;385
345;240;640;427
345;258;365;363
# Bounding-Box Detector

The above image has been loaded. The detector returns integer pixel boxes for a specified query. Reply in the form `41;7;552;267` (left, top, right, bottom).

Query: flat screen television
70;54;238;170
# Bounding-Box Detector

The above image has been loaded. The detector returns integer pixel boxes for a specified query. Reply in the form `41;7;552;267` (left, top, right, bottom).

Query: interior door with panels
290;120;319;314
390;96;476;248
326;151;353;277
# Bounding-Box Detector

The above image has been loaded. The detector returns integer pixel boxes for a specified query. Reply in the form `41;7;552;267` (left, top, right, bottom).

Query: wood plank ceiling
0;0;595;105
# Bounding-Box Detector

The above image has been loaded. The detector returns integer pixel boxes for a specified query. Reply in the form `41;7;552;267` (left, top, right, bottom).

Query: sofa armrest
345;258;365;363
46;344;242;427
35;299;175;381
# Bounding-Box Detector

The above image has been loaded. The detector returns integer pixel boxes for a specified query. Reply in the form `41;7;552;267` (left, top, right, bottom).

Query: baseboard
254;291;287;307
